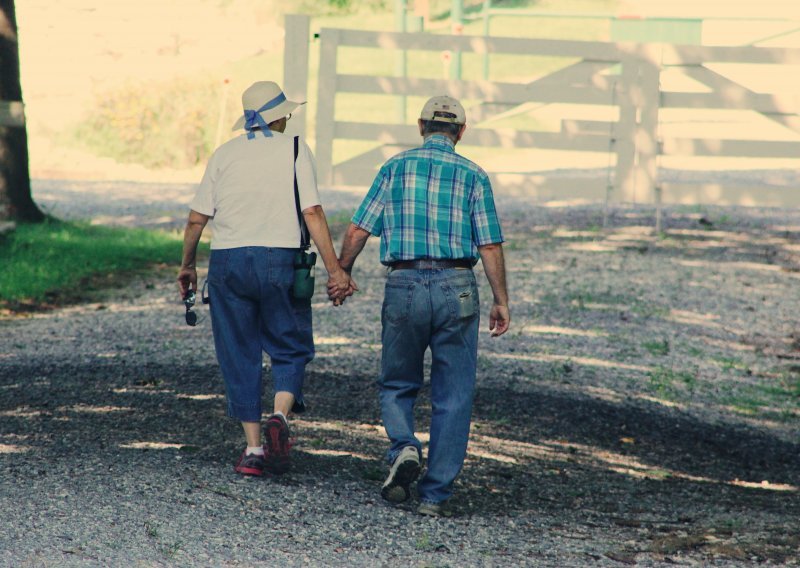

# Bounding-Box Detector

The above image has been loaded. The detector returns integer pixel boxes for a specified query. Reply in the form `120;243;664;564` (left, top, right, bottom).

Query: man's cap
419;95;466;125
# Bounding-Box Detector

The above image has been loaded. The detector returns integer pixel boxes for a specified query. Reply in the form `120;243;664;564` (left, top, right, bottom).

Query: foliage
0;220;202;304
73;78;223;169
297;0;390;16
66;0;615;170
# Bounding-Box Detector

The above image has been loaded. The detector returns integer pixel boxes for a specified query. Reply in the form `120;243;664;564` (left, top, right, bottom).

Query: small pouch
292;250;317;300
457;289;476;319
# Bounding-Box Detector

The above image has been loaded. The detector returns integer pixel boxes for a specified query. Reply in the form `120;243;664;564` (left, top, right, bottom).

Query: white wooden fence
285;16;800;206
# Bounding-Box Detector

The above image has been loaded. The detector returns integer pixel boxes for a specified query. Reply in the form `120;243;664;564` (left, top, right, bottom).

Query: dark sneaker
381;446;421;504
264;414;292;475
234;451;265;477
417;500;453;517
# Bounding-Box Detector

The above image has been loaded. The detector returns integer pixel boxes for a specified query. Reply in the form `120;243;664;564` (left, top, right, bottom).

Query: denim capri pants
207;247;314;422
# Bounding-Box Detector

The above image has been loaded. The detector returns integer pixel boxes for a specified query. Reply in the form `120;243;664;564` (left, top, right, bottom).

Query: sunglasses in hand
183;289;198;326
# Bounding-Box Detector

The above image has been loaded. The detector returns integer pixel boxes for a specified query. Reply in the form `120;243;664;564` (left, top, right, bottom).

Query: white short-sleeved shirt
190;131;321;250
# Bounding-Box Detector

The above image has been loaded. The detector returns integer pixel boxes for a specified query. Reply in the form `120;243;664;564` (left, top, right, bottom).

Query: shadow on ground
2;358;798;563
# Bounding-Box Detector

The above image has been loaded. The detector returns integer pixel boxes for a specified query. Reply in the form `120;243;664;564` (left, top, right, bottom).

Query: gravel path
0;178;798;567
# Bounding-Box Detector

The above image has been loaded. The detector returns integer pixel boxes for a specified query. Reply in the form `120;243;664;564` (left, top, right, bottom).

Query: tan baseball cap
419;95;466;124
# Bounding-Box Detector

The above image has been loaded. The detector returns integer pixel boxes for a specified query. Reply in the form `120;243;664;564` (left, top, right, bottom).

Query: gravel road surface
0;177;798;567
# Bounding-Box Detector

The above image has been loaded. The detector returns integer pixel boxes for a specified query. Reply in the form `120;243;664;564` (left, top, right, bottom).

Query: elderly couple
178;81;509;517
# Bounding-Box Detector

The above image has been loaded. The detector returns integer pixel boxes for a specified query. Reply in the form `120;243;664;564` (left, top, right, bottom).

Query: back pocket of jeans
383;282;413;325
445;276;478;320
457;288;476;319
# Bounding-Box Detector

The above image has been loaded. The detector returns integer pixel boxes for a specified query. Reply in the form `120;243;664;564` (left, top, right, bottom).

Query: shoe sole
418;504;451;517
234;465;264;476
264;419;291;475
381;459;421;504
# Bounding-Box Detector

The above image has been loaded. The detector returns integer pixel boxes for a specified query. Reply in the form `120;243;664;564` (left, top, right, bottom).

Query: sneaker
381;446;421;504
264;414;292;475
417;500;453;517
234;450;265;477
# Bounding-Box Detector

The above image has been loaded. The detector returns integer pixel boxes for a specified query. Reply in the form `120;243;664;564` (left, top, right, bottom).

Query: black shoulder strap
293;136;310;249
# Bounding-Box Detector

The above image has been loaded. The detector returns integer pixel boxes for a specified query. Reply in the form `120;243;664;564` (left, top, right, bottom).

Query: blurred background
17;0;799;185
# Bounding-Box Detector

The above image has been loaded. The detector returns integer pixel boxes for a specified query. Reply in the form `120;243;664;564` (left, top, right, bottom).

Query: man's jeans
380;267;480;504
207;247;313;422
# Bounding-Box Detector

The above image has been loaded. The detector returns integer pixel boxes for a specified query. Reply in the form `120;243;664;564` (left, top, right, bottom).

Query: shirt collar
423;134;455;152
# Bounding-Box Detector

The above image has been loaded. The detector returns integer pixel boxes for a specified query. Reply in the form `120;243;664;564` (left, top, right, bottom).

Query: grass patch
724;372;800;418
0;220;201;307
714;356;749;373
647;366;697;399
642;338;670;356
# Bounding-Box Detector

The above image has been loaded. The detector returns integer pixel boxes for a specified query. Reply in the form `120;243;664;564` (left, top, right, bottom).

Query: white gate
286;16;800;206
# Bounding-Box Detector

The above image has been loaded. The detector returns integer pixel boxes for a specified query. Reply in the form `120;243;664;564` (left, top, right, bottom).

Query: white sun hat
231;81;305;133
419;95;466;124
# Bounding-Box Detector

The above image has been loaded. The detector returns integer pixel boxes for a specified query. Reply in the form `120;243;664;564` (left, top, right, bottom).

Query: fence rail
294;17;800;207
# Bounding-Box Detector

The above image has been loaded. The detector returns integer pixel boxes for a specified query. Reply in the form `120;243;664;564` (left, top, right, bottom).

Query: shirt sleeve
470;170;504;246
190;152;218;216
295;138;321;211
351;166;388;236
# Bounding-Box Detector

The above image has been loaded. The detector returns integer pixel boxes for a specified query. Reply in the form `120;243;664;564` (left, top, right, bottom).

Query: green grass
723;370;800;418
647;366;697;399
643;338;670;356
0;220;201;304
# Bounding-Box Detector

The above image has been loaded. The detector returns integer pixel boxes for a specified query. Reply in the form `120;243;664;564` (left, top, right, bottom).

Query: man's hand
327;268;357;307
177;266;197;299
330;224;371;306
478;243;510;337
488;303;510;337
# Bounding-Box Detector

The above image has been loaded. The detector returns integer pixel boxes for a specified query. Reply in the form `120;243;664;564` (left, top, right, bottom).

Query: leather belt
389;258;472;271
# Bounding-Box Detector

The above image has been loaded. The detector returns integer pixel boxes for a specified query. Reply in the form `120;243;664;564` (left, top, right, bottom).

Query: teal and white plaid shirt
351;134;504;265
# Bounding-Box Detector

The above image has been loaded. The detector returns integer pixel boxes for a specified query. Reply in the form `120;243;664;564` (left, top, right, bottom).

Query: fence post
284;14;311;139
395;0;407;123
614;48;660;205
482;0;492;79
316;28;340;187
614;55;639;203
450;0;463;79
638;52;662;215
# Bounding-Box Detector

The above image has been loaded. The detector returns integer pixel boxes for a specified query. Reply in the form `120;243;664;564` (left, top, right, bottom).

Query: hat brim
231;99;305;131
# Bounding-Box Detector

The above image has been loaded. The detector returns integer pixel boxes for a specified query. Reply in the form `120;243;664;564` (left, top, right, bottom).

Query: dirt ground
2;191;799;565
311;201;800;564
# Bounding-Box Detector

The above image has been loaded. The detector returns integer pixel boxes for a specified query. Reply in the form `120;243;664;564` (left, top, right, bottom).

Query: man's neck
424;133;456;145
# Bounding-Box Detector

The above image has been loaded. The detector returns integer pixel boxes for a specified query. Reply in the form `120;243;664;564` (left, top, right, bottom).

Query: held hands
488;303;510;337
327;266;358;307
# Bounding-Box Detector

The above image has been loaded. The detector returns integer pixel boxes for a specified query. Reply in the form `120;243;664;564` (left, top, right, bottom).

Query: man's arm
303;205;354;300
338;222;372;274
477;243;510;337
327;222;371;305
177;210;210;298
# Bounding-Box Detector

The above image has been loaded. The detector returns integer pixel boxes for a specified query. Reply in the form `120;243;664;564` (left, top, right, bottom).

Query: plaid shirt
352;134;504;265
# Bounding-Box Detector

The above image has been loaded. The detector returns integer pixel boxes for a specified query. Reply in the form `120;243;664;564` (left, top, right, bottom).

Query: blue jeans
380;267;480;504
207;247;313;422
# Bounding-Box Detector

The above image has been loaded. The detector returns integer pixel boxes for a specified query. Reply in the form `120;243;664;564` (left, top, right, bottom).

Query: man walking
335;95;510;516
178;81;352;477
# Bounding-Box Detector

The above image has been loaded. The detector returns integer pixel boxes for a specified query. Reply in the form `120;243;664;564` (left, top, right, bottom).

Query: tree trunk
0;0;44;223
